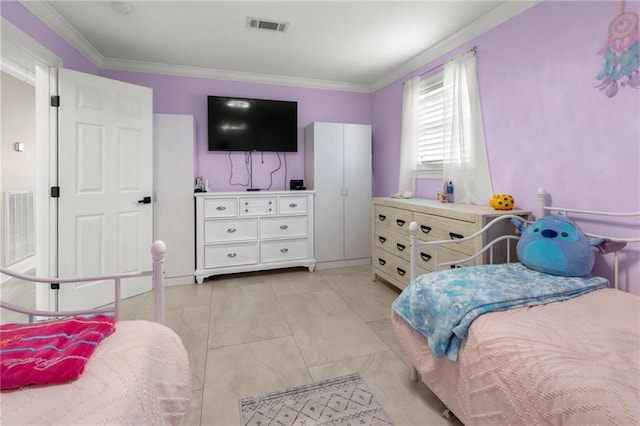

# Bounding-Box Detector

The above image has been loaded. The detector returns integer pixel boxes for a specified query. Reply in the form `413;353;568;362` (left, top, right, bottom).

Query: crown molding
20;1;104;67
1;16;61;68
20;0;540;94
100;57;372;93
370;1;541;92
19;0;371;93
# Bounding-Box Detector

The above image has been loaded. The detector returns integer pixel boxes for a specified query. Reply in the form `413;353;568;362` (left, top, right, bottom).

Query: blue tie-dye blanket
392;263;609;361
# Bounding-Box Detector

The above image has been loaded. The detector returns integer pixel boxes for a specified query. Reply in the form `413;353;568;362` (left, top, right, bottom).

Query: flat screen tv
207;96;298;152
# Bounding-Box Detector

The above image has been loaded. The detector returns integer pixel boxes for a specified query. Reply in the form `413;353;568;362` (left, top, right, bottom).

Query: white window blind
416;71;446;171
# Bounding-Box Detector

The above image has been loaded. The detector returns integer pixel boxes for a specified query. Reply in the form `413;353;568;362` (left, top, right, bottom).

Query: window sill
415;169;443;179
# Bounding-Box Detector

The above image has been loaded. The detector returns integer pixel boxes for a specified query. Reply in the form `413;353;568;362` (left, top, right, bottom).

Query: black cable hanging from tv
227;151;250;187
265;152;282;191
246;151;260;191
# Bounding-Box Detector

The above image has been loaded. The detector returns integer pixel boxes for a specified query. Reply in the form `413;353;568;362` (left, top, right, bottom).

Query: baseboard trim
314;258;371;270
164;275;196;286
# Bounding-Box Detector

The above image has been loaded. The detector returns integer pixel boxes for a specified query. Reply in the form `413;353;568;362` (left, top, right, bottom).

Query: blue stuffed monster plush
512;215;603;277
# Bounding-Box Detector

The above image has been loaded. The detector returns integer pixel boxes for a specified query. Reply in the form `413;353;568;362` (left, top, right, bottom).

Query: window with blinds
416;71;445;171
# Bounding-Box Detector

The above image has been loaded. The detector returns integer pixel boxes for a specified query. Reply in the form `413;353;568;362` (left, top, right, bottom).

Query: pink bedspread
392;288;640;425
1;320;190;425
1;315;116;389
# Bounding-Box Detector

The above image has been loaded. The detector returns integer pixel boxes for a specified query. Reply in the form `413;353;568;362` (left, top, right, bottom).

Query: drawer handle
227;252;237;258
269;208;272;212
216;206;226;211
289;203;298;208
280;225;289;230
378;214;386;222
269;201;272;205
280;248;289;253
396;243;406;251
420;252;432;262
245;209;248;213
378;236;386;243
397;267;406;276
449;232;464;240
227;228;237;233
378;258;386;266
245;202;248;206
420;225;432;234
396;219;406;227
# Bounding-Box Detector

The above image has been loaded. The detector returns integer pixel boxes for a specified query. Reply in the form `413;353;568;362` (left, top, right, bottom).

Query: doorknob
137;196;152;204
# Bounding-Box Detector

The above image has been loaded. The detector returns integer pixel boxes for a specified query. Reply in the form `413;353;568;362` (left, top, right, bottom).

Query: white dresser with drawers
195;191;316;284
373;197;530;290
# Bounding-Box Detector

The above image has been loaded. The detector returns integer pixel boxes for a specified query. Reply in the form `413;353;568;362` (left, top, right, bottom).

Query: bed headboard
407;189;638;291
537;187;640;242
536;187;640;289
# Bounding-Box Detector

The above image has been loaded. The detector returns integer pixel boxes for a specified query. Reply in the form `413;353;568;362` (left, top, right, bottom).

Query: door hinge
50;95;60;107
50;186;60;198
50;283;60;290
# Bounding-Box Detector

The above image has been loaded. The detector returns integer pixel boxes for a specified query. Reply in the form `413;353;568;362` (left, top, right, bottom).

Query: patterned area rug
239;373;393;426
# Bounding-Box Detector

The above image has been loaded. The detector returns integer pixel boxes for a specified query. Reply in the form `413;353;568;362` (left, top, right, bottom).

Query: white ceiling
20;1;538;92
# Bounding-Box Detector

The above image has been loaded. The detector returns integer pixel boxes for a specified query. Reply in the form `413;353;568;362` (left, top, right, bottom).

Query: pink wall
1;0;98;74
372;1;640;292
373;1;639;212
5;1;639;292
97;71;372;191
2;1;372;192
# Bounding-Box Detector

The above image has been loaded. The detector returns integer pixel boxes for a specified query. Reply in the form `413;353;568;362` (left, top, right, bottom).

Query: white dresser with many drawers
373;197;530;290
195;191;315;284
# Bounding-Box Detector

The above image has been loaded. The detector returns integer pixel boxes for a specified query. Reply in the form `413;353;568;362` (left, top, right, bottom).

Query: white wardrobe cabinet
305;122;372;268
153;114;195;285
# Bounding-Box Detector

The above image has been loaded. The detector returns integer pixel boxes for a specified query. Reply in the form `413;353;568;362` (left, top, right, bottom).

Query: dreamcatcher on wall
596;0;639;97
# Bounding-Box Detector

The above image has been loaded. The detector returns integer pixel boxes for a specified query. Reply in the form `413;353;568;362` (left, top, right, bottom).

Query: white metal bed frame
409;187;640;289
0;240;167;324
406;187;640;383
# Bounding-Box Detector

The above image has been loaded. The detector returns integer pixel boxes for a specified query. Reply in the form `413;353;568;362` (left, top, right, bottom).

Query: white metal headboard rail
0;240;167;324
537;187;640;228
409;214;530;282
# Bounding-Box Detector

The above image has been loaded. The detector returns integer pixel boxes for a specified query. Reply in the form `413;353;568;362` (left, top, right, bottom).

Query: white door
343;124;372;260
57;68;153;311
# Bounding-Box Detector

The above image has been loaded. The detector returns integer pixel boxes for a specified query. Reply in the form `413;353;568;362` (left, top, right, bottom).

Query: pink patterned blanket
0;315;116;389
392;288;640;425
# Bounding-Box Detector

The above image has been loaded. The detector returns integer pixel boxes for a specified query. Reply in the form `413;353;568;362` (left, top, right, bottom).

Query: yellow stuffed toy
490;194;515;210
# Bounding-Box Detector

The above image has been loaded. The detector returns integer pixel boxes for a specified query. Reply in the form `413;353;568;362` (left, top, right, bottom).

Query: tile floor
17;265;460;426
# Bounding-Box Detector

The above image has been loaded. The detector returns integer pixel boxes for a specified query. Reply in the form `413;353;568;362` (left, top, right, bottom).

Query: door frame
1;17;61;312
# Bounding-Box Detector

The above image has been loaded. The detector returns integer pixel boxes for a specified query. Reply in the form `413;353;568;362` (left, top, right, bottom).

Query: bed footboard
0;240;167;324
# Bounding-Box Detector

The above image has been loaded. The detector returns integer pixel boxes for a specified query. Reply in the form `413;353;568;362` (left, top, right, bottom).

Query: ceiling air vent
246;17;288;33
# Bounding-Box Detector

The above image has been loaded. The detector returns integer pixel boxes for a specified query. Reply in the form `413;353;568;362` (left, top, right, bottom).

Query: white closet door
343;124;372;260
154;114;194;282
312;123;345;262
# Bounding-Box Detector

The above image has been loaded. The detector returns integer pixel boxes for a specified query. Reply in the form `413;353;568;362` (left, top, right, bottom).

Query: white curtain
442;50;493;204
397;75;421;194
